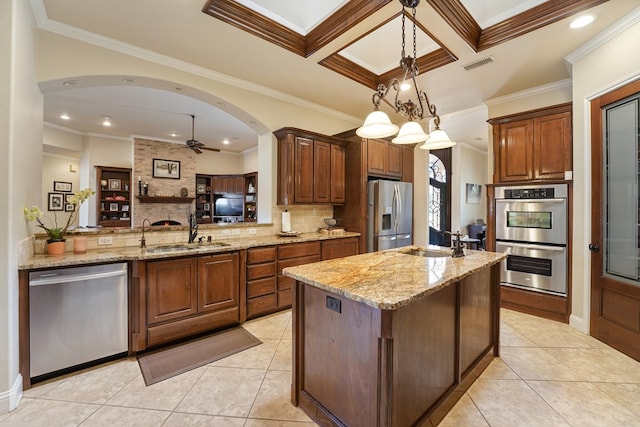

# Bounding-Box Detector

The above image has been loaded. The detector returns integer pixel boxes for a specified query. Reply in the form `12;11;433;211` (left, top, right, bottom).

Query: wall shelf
137;196;195;204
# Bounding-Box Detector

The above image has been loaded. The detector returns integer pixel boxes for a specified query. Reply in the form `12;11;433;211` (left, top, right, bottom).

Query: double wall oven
495;184;568;296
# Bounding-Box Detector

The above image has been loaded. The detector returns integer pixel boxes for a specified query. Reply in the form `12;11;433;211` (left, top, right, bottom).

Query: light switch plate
98;236;112;245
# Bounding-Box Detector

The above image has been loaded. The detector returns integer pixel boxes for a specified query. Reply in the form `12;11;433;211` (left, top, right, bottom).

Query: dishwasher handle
29;269;127;286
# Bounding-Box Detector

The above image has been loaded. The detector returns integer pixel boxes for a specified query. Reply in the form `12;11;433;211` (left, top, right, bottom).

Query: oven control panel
503;187;555;199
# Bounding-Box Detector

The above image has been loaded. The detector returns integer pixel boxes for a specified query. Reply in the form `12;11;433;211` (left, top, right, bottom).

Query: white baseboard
0;374;23;415
569;314;588;334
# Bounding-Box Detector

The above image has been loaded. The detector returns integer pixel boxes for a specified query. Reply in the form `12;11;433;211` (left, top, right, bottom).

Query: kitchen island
283;246;506;427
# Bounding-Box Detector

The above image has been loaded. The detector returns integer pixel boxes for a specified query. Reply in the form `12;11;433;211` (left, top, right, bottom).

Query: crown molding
484;78;572;107
565;6;640;66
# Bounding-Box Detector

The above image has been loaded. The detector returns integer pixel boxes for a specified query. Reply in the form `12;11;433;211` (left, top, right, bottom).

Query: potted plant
24;188;95;255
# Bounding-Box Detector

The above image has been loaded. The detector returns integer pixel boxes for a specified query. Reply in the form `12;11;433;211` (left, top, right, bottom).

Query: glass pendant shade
419;129;456;150
356;111;399;138
392;121;428;144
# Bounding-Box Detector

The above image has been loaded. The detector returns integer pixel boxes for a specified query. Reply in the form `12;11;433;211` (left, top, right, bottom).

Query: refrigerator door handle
394;184;401;233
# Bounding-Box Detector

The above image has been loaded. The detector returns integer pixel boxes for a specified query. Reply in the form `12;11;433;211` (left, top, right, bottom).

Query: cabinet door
198;253;239;315
295;137;314;203
321;237;359;260
147;258;198;325
367;139;387;175
213;176;227;193
232;176;245;194
387;143;403;177
278;136;295;205
532;112;572;180
330;143;346;204
498;121;533;182
314;140;331;203
402;145;414;183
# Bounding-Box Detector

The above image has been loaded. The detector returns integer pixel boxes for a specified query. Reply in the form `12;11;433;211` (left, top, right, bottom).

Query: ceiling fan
185;114;220;154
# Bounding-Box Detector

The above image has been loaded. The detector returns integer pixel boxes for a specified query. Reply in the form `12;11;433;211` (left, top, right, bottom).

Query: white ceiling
36;0;639;155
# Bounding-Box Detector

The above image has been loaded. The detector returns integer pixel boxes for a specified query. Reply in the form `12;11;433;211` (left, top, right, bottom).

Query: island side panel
293;282;380;427
459;266;493;376
391;283;458;427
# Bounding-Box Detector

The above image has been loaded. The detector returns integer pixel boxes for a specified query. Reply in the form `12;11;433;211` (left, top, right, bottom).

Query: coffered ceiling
37;0;637;153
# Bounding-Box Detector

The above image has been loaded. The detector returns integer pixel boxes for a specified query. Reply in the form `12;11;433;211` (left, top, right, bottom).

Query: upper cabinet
274;128;346;205
367;139;403;178
489;103;572;184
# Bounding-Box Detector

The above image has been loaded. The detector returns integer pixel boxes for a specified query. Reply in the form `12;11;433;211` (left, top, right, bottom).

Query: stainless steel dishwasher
29;262;128;380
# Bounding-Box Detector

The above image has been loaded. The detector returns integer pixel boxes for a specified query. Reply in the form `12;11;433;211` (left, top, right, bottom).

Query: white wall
567;9;640;332
451;143;488;235
41;153;81;228
1;0;42;413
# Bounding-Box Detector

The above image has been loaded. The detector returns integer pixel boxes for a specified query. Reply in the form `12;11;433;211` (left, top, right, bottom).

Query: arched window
428;149;452;246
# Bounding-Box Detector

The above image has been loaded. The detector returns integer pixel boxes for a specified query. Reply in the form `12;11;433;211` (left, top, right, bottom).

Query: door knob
588;243;600;251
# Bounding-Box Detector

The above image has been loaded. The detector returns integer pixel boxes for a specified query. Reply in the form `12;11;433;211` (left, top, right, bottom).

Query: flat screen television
214;196;243;217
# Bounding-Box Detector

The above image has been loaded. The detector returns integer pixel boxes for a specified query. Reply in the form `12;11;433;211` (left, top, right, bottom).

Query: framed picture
109;202;119;211
203;203;210;211
153;158;181;179
64;203;74;212
53;181;72;192
48;193;64;211
108;179;121;190
466;183;482;204
64;193;74;203
122;204;129;211
197;183;206;194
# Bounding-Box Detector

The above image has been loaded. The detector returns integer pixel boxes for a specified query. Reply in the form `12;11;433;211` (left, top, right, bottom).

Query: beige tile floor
2;308;640;426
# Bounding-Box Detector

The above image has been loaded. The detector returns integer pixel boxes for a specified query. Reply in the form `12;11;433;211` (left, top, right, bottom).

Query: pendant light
356;0;453;146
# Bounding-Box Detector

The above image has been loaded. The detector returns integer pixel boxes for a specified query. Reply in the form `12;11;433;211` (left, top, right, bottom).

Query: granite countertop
20;231;360;270
283;246;506;310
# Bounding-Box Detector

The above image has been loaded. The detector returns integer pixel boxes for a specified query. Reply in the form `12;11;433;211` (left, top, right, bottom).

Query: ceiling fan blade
192;147;202;154
201;146;221;152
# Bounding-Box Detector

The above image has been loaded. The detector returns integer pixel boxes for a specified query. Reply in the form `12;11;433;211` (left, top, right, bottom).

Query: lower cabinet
144;252;240;348
245;238;357;319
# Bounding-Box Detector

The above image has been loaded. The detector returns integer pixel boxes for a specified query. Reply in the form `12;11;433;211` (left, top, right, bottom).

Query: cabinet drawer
278;289;292;308
247;293;277;318
278;242;320;259
278;275;294;292
247;262;277;281
247;247;276;264
247;277;277;299
278;254;321;273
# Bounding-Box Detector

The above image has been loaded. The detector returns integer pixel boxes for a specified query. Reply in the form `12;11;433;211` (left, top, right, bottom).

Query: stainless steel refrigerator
367;180;413;252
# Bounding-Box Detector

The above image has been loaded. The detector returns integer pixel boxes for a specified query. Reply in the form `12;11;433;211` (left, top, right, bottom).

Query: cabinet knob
588;243;600;251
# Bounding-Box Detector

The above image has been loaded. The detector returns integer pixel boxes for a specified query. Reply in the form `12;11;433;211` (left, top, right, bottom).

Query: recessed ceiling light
174;87;183;92
59;113;70;120
223;139;230;145
122;77;135;83
570;15;594;29
102;116;112;127
170;132;178;137
62;79;78;87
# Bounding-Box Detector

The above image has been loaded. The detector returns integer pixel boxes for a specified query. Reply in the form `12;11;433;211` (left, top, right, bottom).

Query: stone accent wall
133;138;197;226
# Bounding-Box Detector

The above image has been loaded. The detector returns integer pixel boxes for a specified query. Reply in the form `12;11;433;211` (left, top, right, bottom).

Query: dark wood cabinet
321;236;359;260
245;238;354;319
96;166;132;227
144;252;240;348
274;128;347;205
332;129;415;253
367;139;402;178
489;103;572;184
277;241;321;309
213;175;245;194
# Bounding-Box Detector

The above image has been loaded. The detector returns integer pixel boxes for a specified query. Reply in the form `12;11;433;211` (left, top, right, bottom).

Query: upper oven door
495;198;567;245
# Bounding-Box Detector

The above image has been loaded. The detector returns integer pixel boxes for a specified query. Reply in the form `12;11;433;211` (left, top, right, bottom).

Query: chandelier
356;0;455;149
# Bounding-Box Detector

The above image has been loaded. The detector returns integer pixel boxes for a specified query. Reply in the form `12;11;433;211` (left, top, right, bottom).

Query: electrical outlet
98;236;112;245
231;229;240;236
248;228;257;235
326;296;341;313
221;230;231;236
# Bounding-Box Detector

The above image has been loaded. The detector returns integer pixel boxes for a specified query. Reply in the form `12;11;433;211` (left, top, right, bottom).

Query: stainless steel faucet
444;230;465;258
140;218;151;248
188;212;198;243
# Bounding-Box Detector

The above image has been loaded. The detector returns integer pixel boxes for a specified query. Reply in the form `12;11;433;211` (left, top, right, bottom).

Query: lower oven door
496;241;567;296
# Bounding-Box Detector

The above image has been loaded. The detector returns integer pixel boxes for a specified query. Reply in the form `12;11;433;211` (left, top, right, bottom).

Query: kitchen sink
400;248;451;258
146;241;231;253
146;244;198;253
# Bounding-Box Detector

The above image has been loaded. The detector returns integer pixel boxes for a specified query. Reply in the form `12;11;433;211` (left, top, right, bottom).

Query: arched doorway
428;148;452;246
